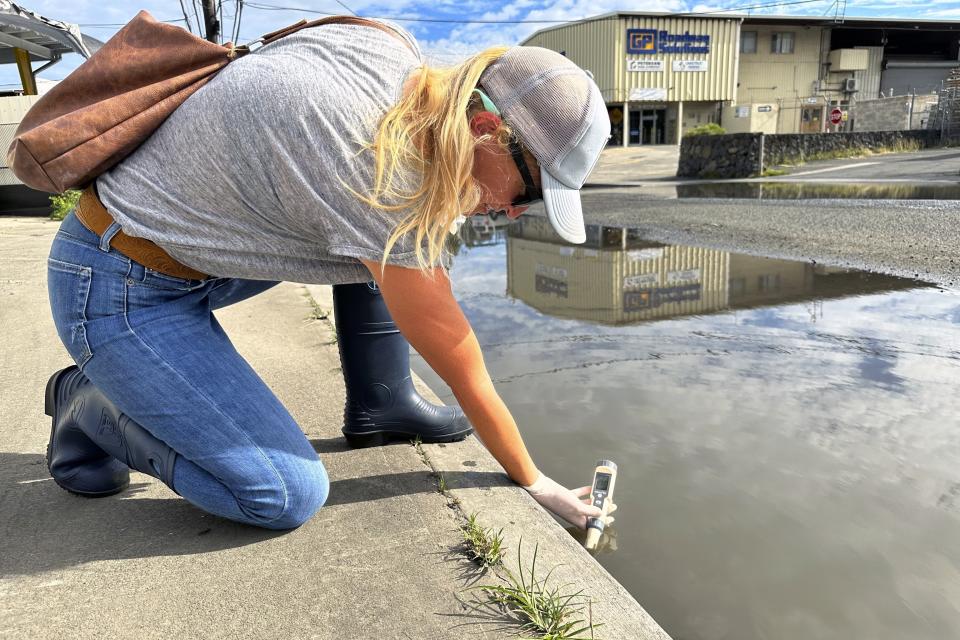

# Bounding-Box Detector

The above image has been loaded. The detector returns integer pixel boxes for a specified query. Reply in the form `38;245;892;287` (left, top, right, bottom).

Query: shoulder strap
258;16;416;54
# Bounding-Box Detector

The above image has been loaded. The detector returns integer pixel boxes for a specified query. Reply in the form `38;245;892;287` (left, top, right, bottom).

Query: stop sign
830;108;843;125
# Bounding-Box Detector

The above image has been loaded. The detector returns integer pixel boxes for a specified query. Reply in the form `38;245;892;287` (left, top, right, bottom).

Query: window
740;31;757;54
771;32;795;54
758;274;781;292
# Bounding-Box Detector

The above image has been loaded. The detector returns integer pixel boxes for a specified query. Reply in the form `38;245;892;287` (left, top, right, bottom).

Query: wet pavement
673;181;960;201
413;213;960;640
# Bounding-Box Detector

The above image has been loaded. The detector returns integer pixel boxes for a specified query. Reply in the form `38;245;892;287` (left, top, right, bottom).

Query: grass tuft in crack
411;436;461;507
465;538;601;639
460;512;505;569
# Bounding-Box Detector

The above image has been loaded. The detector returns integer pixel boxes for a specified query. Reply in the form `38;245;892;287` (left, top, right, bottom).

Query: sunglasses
508;137;542;207
473;88;542;209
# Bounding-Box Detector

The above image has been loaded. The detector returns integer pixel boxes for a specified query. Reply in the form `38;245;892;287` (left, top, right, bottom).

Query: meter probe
584;459;617;550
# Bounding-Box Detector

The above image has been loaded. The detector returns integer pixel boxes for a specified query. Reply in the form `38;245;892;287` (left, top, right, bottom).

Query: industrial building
522;13;960;142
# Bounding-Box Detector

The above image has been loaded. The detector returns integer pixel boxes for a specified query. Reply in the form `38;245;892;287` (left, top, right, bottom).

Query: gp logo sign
627;28;711;54
627;29;657;54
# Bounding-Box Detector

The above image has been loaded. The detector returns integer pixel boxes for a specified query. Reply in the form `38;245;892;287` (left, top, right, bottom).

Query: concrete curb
306;284;671;640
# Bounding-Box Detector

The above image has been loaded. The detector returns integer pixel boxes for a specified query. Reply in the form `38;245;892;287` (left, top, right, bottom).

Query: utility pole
201;0;220;43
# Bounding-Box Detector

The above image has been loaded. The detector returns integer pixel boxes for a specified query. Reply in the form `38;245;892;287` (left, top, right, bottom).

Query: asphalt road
768;147;960;182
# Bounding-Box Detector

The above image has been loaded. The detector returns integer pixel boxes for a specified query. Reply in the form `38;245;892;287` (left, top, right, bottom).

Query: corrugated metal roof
523;11;960;44
0;1;102;65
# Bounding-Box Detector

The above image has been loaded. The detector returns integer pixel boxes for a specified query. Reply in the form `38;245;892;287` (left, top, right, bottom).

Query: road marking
788;162;880;177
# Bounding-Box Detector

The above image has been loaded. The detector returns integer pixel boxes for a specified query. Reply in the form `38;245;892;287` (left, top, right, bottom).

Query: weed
49;190;81;221
761;167;787;177
307;298;329;321
465;539;601;639
460;512;505;569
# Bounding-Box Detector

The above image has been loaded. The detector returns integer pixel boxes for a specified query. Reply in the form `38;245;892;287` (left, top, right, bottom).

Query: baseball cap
479;47;611;244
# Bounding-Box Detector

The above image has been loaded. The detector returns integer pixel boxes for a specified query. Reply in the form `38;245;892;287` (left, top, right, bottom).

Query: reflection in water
410;218;960;640
676;181;960;201
505;216;929;324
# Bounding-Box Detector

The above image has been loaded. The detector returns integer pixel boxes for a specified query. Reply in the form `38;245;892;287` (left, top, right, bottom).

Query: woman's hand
523;473;618;530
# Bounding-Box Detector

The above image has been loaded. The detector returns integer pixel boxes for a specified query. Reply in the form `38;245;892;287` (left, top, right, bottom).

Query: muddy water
413;215;960;640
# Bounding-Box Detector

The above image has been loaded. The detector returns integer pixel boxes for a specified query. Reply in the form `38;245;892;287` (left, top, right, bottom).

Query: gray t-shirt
97;21;429;284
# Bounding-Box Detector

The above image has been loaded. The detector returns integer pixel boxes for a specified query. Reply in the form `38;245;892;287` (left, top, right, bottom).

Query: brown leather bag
7;11;412;193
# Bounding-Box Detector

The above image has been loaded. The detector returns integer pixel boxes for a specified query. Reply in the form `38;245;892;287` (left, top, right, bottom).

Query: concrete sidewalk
0;216;670;640
586;146;680;185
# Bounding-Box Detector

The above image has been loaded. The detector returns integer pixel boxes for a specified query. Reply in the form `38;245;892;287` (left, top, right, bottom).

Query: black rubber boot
44;366;178;496
332;281;473;448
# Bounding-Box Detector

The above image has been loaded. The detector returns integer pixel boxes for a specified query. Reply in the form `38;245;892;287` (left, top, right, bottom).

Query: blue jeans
47;212;329;529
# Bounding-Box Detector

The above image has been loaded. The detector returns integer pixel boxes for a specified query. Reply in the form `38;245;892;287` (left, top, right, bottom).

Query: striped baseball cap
480;47;611;244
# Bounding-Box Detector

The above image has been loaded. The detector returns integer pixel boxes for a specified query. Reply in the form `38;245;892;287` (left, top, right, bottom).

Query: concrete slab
1;217;669;640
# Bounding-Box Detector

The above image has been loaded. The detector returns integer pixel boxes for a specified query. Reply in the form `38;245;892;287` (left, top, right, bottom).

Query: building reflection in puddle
495;216;927;325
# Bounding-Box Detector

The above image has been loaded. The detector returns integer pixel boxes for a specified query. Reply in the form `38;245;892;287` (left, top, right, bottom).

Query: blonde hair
351;46;512;271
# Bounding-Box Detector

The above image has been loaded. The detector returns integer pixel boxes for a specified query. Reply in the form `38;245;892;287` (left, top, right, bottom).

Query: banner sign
629;87;667;101
672;60;708;72
627;28;710;55
627;59;665;72
624;284;702;311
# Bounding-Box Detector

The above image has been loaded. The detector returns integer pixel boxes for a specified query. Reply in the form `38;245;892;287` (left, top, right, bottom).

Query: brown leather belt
74;186;208;281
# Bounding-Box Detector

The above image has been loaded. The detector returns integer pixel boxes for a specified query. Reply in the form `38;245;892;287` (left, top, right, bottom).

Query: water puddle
674;181;960;200
415;215;960;640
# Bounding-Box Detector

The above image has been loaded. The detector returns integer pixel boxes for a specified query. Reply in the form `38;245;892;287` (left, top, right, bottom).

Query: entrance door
800;106;822;133
641;110;656;144
629;110;641;145
639;109;667;144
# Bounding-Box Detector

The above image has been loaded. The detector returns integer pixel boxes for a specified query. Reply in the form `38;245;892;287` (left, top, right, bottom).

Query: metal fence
929;69;960;143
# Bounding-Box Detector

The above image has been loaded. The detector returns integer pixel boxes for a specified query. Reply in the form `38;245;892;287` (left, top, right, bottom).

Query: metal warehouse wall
523;17;621;104
524;16;739;103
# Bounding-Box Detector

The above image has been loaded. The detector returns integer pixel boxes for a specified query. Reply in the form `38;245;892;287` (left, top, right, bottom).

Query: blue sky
4;0;960;88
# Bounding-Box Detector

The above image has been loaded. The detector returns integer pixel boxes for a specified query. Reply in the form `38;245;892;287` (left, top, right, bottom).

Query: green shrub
684;123;726;138
49;190;81;221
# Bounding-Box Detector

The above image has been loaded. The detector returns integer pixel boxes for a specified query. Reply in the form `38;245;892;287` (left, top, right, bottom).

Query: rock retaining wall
677;132;763;179
677;130;941;178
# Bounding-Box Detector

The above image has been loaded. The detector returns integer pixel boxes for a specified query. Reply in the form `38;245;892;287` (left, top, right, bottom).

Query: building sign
624;284;702;311
672;60;708;72
624;273;659;289
535;263;568;298
536;275;567;297
627;59;664;72
627;29;710;55
627;29;658;54
757;105;773;112
629;87;667;101
667;268;700;283
627;248;664;261
735;106;749;118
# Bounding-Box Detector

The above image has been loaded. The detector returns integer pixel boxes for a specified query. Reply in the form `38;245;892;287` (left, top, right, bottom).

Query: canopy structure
0;1;103;94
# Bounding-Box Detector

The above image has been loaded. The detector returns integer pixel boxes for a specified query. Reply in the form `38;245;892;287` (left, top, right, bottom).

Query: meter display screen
594;474;611;492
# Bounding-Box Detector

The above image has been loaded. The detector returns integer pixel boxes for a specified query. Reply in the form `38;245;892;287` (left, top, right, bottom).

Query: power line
232;0;245;43
243;0;830;24
191;0;204;34
336;1;357;16
179;0;193;33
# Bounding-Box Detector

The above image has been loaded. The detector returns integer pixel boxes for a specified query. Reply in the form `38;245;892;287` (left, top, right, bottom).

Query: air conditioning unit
844;78;859;93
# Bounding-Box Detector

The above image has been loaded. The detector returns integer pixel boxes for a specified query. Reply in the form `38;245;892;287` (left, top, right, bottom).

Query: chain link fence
929;68;960;143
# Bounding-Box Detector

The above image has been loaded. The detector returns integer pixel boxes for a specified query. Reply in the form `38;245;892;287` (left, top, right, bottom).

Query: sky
3;0;960;88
